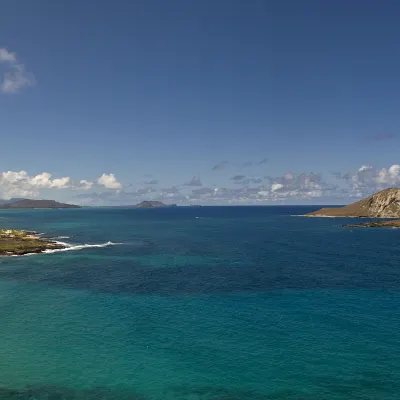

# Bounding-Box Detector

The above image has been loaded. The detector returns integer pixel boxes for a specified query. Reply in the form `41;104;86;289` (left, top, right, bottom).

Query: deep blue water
0;206;399;399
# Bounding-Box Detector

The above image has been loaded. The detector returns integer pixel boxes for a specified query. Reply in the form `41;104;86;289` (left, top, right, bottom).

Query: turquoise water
0;207;399;399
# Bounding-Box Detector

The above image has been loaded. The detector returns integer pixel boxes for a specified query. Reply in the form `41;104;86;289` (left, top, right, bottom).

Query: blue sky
1;0;400;205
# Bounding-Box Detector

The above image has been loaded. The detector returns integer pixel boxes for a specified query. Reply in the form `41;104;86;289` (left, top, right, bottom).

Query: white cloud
0;48;16;62
0;170;123;200
341;164;400;196
0;170;71;199
271;183;283;192
0;48;35;94
2;170;29;184
358;165;372;172
28;172;70;188
78;180;94;190
97;173;122;189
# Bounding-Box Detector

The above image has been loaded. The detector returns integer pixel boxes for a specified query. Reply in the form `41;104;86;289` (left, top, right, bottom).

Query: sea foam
42;241;122;254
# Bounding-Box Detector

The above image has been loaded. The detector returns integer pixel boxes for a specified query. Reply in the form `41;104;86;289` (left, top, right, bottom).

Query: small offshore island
0;229;65;256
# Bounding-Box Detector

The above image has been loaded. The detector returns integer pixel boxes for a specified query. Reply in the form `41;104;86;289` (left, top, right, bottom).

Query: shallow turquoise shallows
0;206;399;399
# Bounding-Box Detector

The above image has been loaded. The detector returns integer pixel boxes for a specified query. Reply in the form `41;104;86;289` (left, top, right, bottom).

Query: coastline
343;220;400;229
0;229;66;256
300;214;399;219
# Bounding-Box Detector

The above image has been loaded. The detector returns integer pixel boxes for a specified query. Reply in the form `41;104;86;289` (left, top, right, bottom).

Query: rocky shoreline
343;220;400;229
0;229;66;256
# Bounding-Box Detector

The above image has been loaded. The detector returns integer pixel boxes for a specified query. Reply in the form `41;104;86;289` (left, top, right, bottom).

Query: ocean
0;206;399;400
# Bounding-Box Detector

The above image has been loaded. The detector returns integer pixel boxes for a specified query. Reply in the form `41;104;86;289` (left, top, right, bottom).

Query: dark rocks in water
343;219;400;228
0;199;80;209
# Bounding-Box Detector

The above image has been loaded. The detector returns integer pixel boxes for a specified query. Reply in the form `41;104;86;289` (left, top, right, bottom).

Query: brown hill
305;188;400;218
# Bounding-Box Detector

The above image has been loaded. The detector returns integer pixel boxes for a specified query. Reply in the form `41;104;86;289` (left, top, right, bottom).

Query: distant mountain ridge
305;188;400;218
0;198;26;205
0;199;81;209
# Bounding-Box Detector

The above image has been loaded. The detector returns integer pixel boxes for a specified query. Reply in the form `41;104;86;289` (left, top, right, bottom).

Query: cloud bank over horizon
0;171;121;200
1;164;399;206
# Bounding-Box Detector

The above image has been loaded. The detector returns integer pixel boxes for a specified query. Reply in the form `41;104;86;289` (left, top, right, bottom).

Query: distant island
0;229;66;256
305;188;400;218
129;201;178;209
0;199;80;209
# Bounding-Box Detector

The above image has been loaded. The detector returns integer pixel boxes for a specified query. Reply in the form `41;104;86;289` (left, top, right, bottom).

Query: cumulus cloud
264;171;336;200
335;164;400;196
78;180;94;190
29;172;70;188
97;173;122;189
271;183;283;192
0;48;35;94
183;176;202;187
0;170;124;200
0;170;71;199
0;48;16;62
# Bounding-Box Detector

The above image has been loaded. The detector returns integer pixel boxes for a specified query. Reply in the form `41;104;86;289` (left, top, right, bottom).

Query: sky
1;0;400;205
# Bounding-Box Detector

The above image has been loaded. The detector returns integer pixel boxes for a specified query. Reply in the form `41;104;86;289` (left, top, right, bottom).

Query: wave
42;241;122;254
195;216;211;219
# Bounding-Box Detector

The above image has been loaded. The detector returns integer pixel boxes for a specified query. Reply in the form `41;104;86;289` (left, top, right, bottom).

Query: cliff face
306;188;400;218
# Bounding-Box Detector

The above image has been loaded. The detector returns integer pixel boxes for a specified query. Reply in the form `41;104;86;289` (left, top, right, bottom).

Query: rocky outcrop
344;220;400;228
0;229;65;256
305;188;400;218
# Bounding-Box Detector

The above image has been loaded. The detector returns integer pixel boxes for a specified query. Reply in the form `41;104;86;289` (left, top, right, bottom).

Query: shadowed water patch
1;257;400;295
0;384;321;400
0;385;147;400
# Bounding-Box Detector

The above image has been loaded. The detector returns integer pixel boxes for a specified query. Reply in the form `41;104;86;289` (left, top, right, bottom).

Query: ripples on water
0;207;399;399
